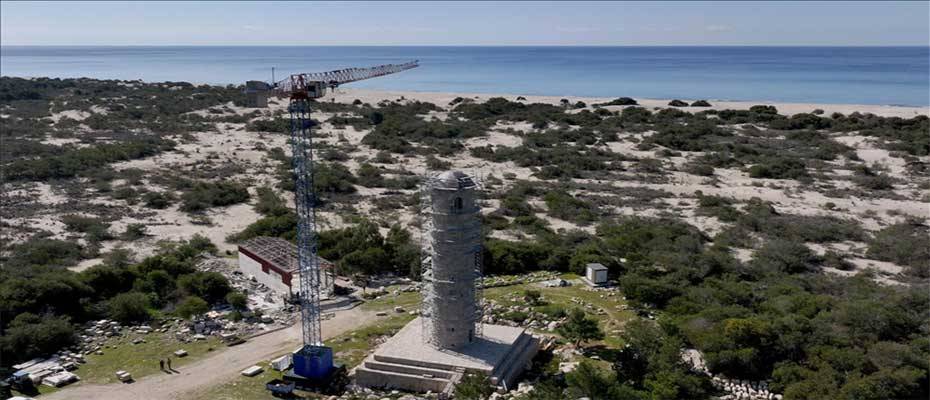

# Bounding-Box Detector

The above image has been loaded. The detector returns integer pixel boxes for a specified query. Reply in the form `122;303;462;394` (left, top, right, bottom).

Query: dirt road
45;307;375;400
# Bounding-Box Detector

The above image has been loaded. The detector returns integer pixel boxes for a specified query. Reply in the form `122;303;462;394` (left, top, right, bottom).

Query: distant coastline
2;45;928;106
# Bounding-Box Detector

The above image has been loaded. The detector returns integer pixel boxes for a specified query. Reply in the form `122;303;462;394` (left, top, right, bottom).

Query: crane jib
275;60;419;98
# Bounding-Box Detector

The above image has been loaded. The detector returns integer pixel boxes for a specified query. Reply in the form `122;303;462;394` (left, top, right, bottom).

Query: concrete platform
354;317;538;393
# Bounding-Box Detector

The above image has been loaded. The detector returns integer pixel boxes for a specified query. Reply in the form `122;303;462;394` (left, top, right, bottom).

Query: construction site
355;171;539;394
240;63;541;396
7;41;921;400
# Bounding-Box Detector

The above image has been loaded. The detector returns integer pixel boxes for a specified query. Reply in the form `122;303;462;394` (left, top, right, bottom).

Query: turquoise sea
1;46;928;105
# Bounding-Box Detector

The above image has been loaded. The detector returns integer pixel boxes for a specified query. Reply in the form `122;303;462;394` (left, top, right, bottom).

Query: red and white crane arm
274;60;418;99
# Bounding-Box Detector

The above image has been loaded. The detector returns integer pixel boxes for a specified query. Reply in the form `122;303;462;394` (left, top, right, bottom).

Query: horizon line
2;44;929;48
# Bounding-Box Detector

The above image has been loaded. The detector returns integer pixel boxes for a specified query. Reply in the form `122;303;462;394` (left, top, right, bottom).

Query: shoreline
3;75;929;111
330;88;930;119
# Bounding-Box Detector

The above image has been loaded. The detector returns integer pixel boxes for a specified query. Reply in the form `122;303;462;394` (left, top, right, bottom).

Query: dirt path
45;307;376;400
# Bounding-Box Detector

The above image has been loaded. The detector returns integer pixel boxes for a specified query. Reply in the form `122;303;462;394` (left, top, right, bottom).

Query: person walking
166;357;172;371
159;359;164;371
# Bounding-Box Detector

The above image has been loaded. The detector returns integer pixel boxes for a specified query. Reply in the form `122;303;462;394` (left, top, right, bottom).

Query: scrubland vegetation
1;77;928;399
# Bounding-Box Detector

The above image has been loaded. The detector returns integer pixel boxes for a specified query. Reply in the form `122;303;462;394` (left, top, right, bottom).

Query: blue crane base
292;345;334;380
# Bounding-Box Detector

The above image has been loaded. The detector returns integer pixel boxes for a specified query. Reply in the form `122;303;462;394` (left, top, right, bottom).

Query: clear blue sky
2;1;928;46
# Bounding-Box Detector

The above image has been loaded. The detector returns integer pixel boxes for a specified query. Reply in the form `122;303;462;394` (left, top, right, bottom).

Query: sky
2;1;928;46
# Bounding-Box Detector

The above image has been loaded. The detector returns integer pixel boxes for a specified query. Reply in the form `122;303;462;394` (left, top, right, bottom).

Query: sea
1;46;928;106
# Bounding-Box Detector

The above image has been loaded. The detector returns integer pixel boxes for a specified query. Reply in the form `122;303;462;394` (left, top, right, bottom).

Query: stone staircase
354;332;539;393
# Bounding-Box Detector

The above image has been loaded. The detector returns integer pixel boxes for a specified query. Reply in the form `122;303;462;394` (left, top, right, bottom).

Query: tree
565;361;628;400
137;269;176;305
558;309;604;346
79;264;136;299
226;292;248;311
454;371;494;400
177;271;231;303
338;247;388;276
108;292;151;323
0;313;76;366
176;296;209;318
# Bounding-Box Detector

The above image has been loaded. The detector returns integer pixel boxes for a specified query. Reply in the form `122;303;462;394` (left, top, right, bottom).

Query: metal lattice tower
419;171;484;349
288;98;323;346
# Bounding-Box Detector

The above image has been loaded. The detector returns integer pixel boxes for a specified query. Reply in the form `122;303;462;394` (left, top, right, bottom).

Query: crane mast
264;60;418;383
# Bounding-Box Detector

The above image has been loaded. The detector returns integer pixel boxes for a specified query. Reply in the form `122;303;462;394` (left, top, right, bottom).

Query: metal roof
238;236;331;274
586;263;608;271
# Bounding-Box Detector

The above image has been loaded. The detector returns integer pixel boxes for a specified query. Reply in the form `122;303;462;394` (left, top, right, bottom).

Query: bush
867;223;930;277
524;289;543;305
122;223;148;240
595;97;638;106
0;313;76;366
176;296;209;318
748;158;808;180
108;292;151;323
691;100;712;107
454;371;494;400
543;190;596;224
313;162;357;194
254;187;289;216
245;117;289;133
3;237;83;268
503;310;529;323
226;292;248;311
143;191;173;209
62;214;113;242
685;162;715;176
179;181;250;212
750;239;819;274
668;99;689;107
557;309;604;346
177;271;232;304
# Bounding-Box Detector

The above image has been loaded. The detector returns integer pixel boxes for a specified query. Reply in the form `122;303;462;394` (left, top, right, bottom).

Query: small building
583;263;608;287
244;80;271;108
237;236;334;297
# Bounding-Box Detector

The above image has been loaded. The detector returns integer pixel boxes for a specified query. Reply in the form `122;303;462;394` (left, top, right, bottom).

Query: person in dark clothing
159;359;164;370
166;357;172;370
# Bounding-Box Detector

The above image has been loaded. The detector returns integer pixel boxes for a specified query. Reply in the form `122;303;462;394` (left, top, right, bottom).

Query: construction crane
247;61;418;388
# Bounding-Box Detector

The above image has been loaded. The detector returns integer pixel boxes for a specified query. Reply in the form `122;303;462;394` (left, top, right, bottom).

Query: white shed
584;263;608;287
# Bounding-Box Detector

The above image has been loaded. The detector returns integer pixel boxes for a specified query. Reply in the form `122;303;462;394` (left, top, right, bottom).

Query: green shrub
543;190;596;224
502;310;529;323
867;223;930;277
3;237;83;268
179;181;250;212
176;296;209;318
750;239;819;274
107;292;151;323
557;309;604;346
143;191;174;209
748;158;808;180
62;214;113;242
177;271;232;304
595;97;638;106
122;223;148;241
225;292;248;311
0;313;76;367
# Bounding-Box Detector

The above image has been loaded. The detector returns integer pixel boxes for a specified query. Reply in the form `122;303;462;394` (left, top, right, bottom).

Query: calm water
1;46;928;105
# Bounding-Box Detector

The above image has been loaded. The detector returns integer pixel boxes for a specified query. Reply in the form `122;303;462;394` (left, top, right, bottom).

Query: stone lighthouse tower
420;171;481;349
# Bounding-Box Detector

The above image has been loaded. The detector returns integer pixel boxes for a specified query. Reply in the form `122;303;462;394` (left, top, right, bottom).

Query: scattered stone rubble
684;348;784;400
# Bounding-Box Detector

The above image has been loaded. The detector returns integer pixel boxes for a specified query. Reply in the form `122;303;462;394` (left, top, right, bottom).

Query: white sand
4;89;927;286
331;89;930;118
